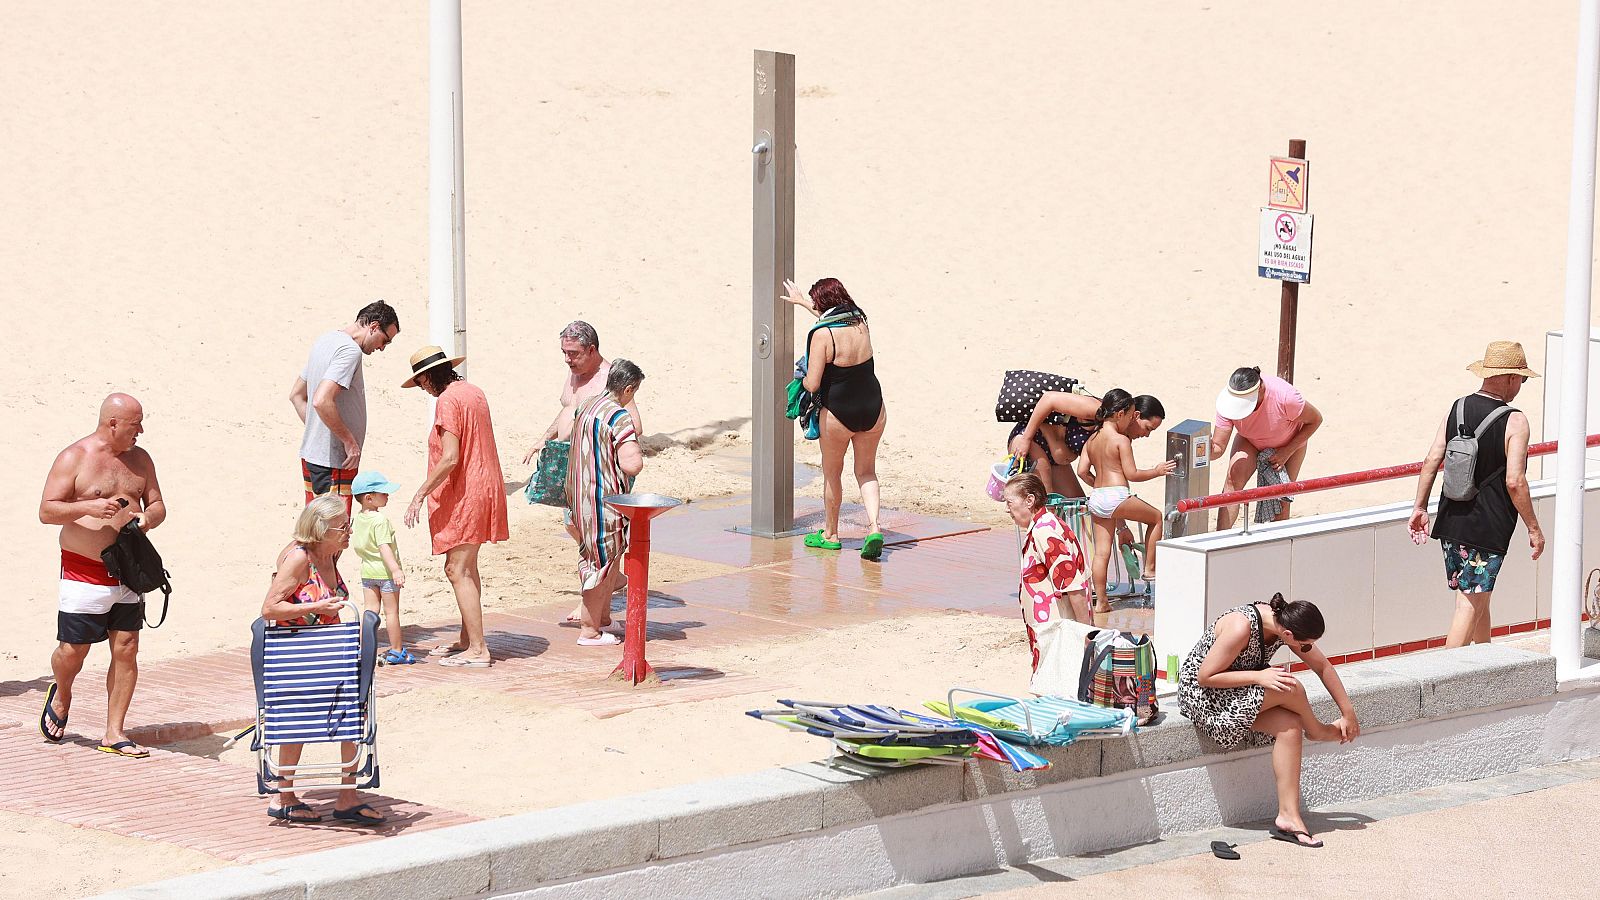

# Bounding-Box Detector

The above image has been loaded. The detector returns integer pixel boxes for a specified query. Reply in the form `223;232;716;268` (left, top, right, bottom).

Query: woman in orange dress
401;346;510;668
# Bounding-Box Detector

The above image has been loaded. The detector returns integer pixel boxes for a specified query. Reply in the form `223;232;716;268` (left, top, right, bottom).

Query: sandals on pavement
39;682;68;743
1269;827;1324;848
332;803;386;827
267;803;322;824
427;644;466;657
577;632;621;646
96;741;150;759
436;654;492;668
381;648;422;665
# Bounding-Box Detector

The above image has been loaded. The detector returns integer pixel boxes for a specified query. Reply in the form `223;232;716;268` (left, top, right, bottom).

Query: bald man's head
99;393;142;425
98;393;145;451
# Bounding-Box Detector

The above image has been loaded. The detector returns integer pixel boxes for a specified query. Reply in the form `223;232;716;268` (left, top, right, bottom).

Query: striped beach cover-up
566;393;639;590
260;622;364;745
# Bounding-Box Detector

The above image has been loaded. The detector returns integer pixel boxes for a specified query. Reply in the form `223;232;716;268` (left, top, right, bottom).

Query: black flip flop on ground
1269;827;1324;848
267;803;322;824
39;682;68;743
1210;841;1240;860
332;803;387;827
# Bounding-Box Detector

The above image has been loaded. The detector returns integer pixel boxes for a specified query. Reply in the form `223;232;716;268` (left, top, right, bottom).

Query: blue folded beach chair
244;604;381;794
939;687;1135;746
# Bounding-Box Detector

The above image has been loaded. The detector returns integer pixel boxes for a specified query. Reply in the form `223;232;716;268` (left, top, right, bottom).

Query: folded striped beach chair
246;604;381;795
932;687;1135;747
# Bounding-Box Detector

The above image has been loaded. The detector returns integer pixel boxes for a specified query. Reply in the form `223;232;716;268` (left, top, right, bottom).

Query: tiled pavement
0;499;1155;866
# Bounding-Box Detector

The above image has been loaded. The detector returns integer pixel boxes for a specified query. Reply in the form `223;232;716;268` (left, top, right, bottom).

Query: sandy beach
0;1;1588;894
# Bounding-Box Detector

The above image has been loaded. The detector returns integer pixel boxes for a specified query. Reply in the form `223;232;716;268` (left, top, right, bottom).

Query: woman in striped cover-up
566;360;647;646
258;495;384;826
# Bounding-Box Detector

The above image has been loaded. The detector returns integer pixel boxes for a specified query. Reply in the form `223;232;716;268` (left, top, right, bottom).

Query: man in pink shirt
1209;366;1323;529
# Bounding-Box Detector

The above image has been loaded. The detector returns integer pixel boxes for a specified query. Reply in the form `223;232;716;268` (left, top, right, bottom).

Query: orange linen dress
427;380;510;555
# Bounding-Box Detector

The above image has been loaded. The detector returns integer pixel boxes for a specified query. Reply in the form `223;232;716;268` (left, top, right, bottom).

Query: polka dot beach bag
995;370;1078;423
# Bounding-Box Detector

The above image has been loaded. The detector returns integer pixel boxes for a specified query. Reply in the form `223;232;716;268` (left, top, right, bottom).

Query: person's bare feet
428;642;468;657
97;735;150;758
1273;816;1323;847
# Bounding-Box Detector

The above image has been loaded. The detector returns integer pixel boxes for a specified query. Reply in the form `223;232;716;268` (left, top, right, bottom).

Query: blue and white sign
1258;207;1313;283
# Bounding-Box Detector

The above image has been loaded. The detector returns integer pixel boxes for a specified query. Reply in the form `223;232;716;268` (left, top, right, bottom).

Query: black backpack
100;522;172;628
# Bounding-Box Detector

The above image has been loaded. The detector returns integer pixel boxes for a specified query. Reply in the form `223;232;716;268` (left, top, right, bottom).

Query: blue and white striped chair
247;603;381;794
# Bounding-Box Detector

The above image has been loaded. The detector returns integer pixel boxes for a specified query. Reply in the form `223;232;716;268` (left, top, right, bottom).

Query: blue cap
352;471;402;496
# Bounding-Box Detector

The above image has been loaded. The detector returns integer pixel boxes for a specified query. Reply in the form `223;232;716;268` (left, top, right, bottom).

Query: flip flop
803;530;842;550
436;654;492;668
427;644;466;657
96;740;150;759
860;532;885;560
1210;840;1240;860
331;803;386;827
577;632;621;646
267;803;322;823
39;682;68;743
1269;827;1324;849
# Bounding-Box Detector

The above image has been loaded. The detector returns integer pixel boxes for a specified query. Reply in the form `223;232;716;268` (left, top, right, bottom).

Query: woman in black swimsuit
786;277;888;560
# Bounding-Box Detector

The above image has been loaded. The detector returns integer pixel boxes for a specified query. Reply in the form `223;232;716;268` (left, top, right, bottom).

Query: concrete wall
101;645;1598;900
1152;475;1600;671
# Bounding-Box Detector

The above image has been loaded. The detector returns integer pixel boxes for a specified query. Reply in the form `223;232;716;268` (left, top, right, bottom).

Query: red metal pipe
611;514;659;686
1174;433;1600;515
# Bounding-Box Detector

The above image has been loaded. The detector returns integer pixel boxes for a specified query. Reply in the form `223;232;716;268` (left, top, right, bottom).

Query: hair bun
1268;592;1286;612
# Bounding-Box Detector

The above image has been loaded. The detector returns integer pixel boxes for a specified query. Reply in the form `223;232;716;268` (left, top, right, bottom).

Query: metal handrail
1171;433;1600;517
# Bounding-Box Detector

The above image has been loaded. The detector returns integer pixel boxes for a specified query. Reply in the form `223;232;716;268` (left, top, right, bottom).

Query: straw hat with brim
1466;341;1539;379
401;345;467;388
1216;383;1261;421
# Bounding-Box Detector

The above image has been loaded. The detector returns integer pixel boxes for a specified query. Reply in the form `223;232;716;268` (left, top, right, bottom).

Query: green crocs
860;532;885;560
803;530;842;550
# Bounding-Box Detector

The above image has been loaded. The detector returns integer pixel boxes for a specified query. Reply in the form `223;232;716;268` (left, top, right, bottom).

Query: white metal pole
1553;0;1600;680
428;0;466;367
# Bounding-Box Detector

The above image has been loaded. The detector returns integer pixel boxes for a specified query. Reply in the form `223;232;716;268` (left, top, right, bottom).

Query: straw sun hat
1466;341;1539;379
400;345;466;389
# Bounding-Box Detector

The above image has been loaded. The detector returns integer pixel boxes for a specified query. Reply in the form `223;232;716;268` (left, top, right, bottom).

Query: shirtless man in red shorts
37;393;167;757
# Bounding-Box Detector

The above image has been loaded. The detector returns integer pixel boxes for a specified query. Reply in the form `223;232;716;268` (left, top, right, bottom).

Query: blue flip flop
382;648;422;665
267;803;322;823
332;803;387;827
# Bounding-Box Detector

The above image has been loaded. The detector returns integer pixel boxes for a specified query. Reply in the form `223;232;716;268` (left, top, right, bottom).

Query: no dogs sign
1258;208;1313;283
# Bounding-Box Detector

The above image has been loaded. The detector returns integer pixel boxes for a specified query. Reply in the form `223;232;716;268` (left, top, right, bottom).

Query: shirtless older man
37;393;167;757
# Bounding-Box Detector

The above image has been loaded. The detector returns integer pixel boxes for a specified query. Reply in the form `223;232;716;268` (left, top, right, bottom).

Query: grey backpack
1441;399;1513;502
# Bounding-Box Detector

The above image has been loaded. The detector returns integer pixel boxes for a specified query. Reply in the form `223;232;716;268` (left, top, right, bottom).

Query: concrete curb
97;645;1572;900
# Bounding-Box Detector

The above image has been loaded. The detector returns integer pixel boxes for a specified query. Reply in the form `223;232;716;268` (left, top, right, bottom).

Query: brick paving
0;500;1055;867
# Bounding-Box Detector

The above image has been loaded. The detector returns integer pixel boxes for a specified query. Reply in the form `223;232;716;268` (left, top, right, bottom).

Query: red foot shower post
603;492;683;686
1170;434;1600;519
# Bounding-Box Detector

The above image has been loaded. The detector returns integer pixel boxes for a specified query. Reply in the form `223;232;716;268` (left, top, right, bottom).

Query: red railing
1173;434;1600;515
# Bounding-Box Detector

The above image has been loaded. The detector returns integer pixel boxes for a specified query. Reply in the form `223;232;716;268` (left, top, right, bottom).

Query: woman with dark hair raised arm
1075;389;1173;622
783;277;889;560
1179;593;1360;849
401;346;510;668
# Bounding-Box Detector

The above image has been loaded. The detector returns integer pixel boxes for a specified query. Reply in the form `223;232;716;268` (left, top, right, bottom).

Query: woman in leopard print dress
1178;593;1360;849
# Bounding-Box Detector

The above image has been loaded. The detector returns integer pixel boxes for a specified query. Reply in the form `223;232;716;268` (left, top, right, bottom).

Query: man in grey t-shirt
290;301;400;510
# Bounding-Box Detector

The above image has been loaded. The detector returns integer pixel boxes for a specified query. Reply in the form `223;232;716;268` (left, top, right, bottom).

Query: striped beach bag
1078;629;1159;725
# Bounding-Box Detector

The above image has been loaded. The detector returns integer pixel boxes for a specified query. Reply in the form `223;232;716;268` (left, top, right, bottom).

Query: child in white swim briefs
350;471;416;664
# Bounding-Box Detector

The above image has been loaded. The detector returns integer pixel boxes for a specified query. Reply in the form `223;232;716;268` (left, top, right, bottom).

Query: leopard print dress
1177;603;1281;749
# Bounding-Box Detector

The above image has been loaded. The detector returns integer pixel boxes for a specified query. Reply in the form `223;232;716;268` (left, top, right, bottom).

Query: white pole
1553;0;1600;681
428;0;466;367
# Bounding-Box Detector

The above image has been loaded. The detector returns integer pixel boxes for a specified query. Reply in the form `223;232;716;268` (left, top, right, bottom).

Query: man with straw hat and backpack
1408;340;1545;648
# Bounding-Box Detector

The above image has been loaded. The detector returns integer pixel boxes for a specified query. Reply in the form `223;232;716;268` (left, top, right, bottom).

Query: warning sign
1258;207;1313;283
1268;157;1309;213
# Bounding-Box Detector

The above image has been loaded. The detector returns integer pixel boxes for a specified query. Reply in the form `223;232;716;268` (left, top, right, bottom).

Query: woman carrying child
1003;472;1092;695
351;471;415;665
1076;390;1173;622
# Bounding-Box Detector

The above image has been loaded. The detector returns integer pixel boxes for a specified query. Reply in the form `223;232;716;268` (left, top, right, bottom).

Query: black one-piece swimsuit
814;328;883;433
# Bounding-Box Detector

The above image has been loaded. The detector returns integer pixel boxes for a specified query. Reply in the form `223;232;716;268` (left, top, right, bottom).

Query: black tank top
1431;393;1517;554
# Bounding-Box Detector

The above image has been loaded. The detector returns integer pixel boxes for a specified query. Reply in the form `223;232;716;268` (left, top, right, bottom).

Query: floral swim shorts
1442;540;1505;594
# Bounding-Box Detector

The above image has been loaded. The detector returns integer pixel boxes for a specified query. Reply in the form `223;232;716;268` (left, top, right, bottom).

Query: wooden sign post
1275;138;1306;382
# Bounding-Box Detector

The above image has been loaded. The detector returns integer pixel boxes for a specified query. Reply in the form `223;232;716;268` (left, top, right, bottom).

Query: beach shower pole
1552;0;1600;680
750;50;796;536
429;0;468;370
